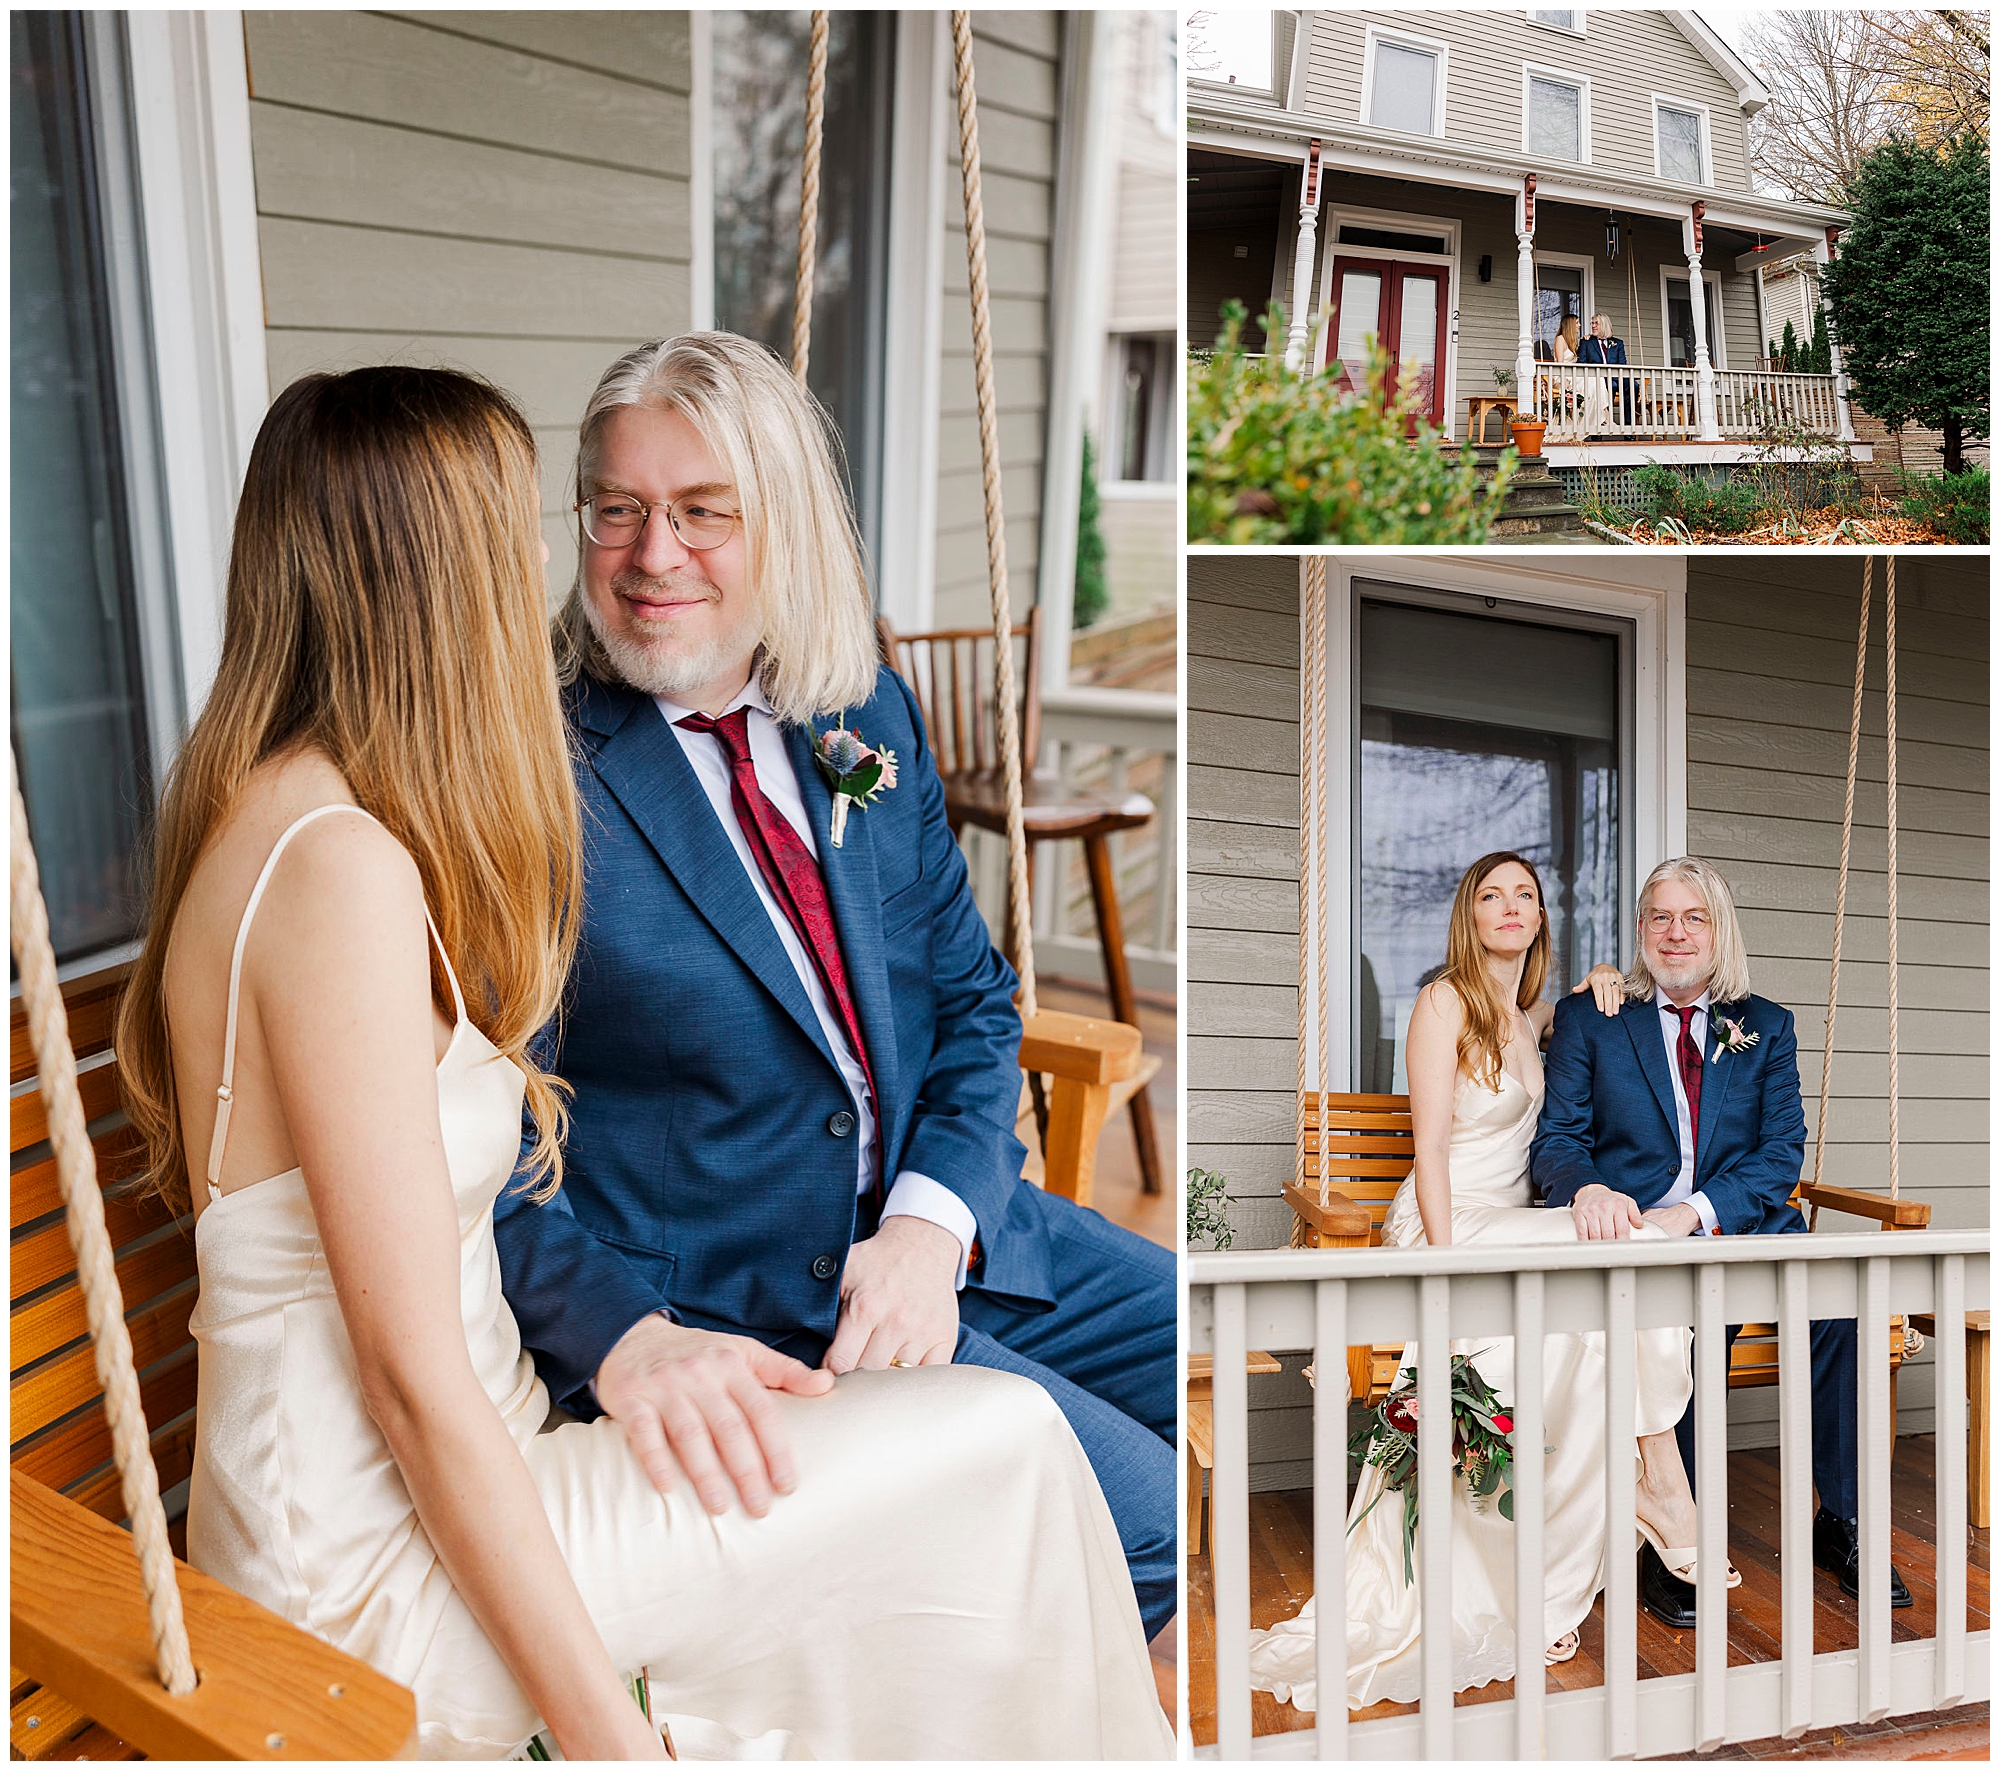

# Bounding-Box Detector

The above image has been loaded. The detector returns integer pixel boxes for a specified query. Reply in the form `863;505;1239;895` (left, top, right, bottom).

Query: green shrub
1631;464;1762;535
1898;468;1990;544
1073;431;1109;630
1187;301;1513;544
1186;1167;1236;1251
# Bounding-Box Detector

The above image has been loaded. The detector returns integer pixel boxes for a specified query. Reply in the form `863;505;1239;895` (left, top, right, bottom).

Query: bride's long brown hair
116;367;582;1213
1435;851;1551;1089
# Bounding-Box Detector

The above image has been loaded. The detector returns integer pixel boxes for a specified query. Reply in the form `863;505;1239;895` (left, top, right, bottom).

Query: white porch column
1815;228;1859;442
1284;139;1324;370
1684;203;1722;441
1514;174;1537;419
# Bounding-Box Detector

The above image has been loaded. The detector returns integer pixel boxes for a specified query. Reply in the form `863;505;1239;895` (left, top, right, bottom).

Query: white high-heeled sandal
1545;1629;1580;1666
1636;1515;1742;1589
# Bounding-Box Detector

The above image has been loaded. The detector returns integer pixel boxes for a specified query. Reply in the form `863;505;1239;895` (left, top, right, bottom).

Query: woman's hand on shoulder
1570;963;1627;1018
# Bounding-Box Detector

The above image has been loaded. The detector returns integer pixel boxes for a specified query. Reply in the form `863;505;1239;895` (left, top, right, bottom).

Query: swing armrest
11;1470;417;1759
1796;1183;1932;1229
1019;1010;1142;1086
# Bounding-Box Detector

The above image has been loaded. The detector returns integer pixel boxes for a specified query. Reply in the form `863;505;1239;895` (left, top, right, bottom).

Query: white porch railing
962;685;1178;996
1190;1231;1990;1760
1529;365;1843;441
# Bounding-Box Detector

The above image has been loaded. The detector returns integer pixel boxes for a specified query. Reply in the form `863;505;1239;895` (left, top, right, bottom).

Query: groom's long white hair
1623;856;1754;1004
553;332;880;723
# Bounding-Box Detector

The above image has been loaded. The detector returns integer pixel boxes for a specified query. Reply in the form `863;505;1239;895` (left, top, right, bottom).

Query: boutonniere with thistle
1712;1016;1760;1062
813;721;898;848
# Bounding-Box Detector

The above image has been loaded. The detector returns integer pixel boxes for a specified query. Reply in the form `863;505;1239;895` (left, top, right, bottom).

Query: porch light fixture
1478;253;1492;282
1605;212;1620;261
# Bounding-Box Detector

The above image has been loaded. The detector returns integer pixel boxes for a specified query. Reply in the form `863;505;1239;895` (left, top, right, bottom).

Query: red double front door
1325;257;1449;433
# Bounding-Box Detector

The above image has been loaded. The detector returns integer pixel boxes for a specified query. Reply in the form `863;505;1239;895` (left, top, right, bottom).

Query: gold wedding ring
890;1357;914;1368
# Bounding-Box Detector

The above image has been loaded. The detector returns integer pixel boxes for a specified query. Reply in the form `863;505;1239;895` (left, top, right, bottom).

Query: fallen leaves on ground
1616;507;1958;546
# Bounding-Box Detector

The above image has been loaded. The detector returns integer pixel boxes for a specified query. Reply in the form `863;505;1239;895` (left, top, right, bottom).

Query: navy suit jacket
1576;336;1629;366
494;666;1046;1414
1529;990;1808;1237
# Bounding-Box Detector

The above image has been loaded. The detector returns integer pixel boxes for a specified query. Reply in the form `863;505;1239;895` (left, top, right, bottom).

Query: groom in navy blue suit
491;335;1174;1642
1531;856;1908;1627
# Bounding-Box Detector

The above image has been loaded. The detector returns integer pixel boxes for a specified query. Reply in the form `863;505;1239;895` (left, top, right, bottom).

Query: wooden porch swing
1285;557;1936;1422
9;14;1138;1756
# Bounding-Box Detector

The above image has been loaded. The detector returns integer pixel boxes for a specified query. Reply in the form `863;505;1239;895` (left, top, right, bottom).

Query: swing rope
1810;555;1898;1230
9;756;197;1698
790;11;830;386
1299;559;1329;1211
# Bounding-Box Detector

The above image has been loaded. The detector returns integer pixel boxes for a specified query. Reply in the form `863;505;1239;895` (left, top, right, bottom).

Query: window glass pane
1529;76;1582;161
1332;269;1382;392
1369;42;1436;134
1117;336;1158;481
1356;596;1624;1093
1336;225;1448;255
1665;276;1720;368
711;12;892;570
1395;275;1438;414
11;12;154;964
1533;10;1579;30
1533;265;1583;356
1659;105;1703;181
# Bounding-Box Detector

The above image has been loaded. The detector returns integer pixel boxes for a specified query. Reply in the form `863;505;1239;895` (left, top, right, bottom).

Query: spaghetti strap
205;804;466;1202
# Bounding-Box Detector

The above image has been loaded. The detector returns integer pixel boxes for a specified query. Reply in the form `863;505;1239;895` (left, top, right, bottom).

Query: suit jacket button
828;1111;855;1137
811;1253;840;1281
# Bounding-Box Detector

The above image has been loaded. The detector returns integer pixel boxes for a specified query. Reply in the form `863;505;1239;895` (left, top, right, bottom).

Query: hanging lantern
1605;211;1621;261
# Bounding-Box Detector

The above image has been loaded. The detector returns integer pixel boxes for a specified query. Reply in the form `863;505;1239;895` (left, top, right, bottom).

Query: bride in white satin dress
118;368;1170;1760
1248;852;1709;1714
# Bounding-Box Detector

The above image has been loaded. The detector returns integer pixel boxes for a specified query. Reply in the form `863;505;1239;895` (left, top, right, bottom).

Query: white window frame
1526;8;1588;35
1306;556;1686;1091
1309;203;1461;431
1651;93;1713;186
1658;263;1729;369
1521;62;1591;164
1358;24;1450;141
1529;248;1596;357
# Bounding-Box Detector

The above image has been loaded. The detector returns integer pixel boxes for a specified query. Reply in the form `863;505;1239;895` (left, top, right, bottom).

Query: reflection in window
11;12;155;963
711;12;891;568
1658;103;1704;182
1369;41;1438;134
1529;75;1583;161
1534;265;1583;358
1665;275;1722;368
1356;596;1625;1093
1532;10;1581;31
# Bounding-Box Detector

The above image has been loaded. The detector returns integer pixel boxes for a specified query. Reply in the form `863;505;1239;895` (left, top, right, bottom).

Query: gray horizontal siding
245;9;694;597
1301;10;1753;192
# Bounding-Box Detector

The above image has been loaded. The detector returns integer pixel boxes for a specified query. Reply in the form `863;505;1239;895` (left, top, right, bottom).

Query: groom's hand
824;1215;961;1375
594;1316;834;1518
1641;1202;1702;1238
1572;1182;1646;1240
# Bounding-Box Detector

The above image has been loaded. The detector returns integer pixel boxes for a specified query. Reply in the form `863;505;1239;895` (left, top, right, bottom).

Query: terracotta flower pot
1509;417;1548;457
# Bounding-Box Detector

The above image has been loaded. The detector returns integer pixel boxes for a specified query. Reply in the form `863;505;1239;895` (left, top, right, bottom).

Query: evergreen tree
1073;431;1109;631
1809;308;1831;375
1778;319;1800;372
1821;133;1989;471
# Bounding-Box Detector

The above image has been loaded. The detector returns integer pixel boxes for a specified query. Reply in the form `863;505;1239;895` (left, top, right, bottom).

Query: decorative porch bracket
1514;172;1537;408
1817;225;1859;442
1284;140;1323;370
1685;202;1723;441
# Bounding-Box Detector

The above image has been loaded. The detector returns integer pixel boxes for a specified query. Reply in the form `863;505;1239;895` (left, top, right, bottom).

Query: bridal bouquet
1347;1353;1517;1584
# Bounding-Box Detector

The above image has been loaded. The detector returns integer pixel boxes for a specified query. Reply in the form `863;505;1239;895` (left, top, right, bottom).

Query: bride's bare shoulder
1414;977;1467;1028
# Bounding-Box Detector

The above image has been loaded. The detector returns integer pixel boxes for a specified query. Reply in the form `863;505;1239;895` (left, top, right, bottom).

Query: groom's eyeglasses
1646;910;1711;934
575;491;740;551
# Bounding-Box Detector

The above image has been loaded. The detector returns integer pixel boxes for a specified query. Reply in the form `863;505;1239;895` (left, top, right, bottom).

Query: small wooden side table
1908;1309;1989;1529
1467;394;1518;446
1186;1351;1284;1557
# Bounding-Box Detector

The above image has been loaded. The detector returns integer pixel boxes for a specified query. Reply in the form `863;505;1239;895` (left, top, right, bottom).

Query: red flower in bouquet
1492;1413;1514;1435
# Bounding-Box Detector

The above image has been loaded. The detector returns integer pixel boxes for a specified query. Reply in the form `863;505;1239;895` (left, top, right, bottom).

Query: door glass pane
1658;105;1703;181
1369;43;1436;134
1533;265;1583;357
1396;276;1438;416
1528;76;1582;161
1333;270;1382;392
1356;595;1624;1093
711;12;892;570
11;12;154;964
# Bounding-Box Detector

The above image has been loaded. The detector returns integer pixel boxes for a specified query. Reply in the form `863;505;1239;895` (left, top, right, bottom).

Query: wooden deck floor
1190;1435;1988;1758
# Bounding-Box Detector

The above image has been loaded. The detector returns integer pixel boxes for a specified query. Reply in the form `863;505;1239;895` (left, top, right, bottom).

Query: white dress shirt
658;682;979;1287
1653;989;1721;1235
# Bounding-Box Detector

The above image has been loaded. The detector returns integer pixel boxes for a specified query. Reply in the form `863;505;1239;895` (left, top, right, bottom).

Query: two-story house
1188;10;1875;500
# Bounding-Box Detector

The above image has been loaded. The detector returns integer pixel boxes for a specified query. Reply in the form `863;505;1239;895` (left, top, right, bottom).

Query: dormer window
1529;9;1585;32
1654;98;1710;183
1362;26;1449;138
1525;69;1589;162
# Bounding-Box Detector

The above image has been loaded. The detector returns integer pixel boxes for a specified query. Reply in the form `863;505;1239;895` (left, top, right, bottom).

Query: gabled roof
1669;10;1772;114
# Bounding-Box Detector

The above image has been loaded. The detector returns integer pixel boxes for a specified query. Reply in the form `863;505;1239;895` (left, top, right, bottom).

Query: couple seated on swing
114;335;1175;1759
1247;851;1908;1714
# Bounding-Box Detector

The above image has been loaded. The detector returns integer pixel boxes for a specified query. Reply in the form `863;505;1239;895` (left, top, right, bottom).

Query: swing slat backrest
876;607;1042;779
11;966;417;1759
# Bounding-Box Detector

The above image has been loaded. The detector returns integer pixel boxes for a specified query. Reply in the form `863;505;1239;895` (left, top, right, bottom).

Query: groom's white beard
1651;954;1712;997
583;567;765;698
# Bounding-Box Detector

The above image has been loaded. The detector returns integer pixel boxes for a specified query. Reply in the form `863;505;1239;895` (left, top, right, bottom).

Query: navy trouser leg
957;1189;1176;1635
1675;1316;1858;1521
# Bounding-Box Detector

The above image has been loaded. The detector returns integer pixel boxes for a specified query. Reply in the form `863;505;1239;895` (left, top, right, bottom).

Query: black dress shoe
1812;1506;1913;1607
1639;1540;1698;1629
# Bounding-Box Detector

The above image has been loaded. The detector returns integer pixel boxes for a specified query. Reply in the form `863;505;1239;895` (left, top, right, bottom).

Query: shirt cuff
1688;1191;1721;1236
882;1171;978;1289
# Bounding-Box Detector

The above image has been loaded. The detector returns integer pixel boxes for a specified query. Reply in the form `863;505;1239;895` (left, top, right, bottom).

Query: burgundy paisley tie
676;708;878;1118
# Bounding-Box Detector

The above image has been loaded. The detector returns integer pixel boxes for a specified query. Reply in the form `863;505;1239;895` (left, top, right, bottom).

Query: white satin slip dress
186;805;1172;1759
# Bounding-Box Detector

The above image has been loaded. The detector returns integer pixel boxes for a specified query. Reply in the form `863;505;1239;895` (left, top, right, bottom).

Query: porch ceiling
1188;148;1287;230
